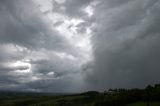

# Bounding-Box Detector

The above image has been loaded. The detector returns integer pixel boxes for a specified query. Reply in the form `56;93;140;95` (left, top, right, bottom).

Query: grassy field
1;85;160;106
1;94;160;106
127;102;160;106
0;95;96;106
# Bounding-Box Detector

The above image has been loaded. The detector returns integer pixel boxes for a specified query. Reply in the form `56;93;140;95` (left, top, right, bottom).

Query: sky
0;0;160;92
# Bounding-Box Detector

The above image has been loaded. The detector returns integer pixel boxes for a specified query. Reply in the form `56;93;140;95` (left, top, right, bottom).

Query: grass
127;102;160;106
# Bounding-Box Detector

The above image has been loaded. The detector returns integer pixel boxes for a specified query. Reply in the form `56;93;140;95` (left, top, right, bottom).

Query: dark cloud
52;0;93;17
64;0;92;16
1;0;160;92
85;0;160;90
0;0;76;54
0;0;90;92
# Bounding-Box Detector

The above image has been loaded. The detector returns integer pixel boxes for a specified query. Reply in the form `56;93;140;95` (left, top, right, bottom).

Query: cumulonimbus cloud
85;0;160;90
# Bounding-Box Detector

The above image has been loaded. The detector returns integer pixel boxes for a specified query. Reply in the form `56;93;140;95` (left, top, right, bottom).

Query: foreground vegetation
127;102;160;106
0;84;160;106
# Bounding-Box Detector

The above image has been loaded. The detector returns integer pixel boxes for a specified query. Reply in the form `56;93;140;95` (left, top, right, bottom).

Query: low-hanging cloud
85;0;160;90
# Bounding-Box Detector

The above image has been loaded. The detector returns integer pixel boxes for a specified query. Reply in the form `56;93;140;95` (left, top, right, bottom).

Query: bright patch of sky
33;0;95;65
13;61;31;73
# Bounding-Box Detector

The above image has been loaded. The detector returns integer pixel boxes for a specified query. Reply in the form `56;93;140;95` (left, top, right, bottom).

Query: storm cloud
0;0;160;92
86;0;160;90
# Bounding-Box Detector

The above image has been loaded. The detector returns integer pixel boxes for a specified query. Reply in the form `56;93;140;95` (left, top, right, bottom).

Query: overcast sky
0;0;160;92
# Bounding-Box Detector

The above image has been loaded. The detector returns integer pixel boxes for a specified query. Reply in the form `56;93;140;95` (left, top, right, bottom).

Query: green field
0;84;160;106
1;94;160;106
0;95;96;106
127;102;160;106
